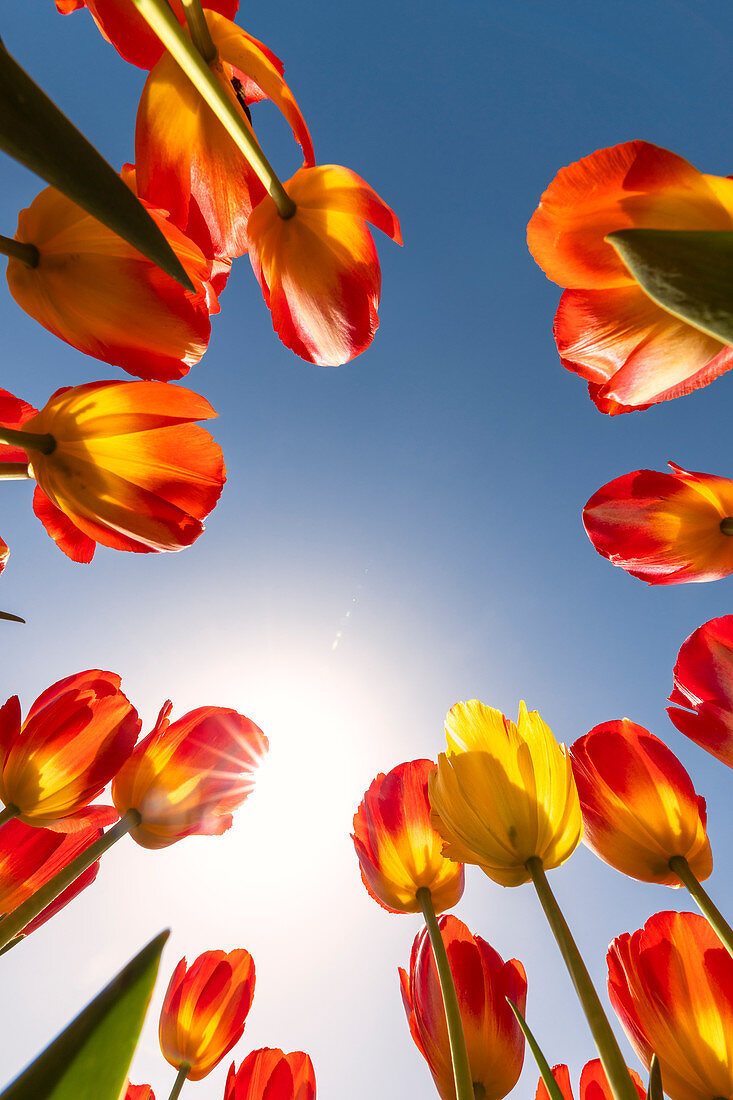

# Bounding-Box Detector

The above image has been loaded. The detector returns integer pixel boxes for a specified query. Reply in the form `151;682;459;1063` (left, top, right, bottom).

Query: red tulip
0;537;8;577
668;614;733;768
224;1049;315;1100
583;463;733;584
535;1061;645;1100
400;915;526;1100
123;1085;155;1100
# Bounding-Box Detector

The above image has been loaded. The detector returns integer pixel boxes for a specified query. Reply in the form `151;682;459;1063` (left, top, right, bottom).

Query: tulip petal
33;486;97;563
0;389;39;464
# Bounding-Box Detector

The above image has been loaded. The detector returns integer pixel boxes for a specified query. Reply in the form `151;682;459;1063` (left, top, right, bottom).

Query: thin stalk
130;0;296;218
0;810;140;951
507;998;566;1100
526;857;639;1100
0;234;39;268
416;887;474;1100
166;1065;190;1100
181;0;217;63
670;855;733;959
0;426;55;455
0;463;31;479
0;805;18;827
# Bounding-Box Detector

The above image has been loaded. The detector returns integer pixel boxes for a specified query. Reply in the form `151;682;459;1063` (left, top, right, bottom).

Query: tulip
535;1062;645;1100
224;1049;315;1100
400;915;526;1100
159;949;255;1085
112;700;268;849
136;11;314;259
247;164;402;365
527;140;733;413
0;538;8;576
5;181;216;382
569;719;712;885
56;0;237;68
122;1086;154;1100
0;669;139;828
668;614;733;767
608;910;733;1100
0;380;226;561
583;463;733;585
352;759;464;915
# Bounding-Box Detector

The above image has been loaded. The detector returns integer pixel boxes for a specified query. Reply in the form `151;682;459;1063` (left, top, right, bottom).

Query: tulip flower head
535;1061;645;1100
608;910;733;1100
570;720;712;885
400;915;527;1100
429;701;583;887
112;701;268;849
7;182;217;382
583;463;733;585
527;140;733;413
0;669;139;828
122;1085;155;1100
159;949;255;1080
247;164;402;365
224;1048;316;1100
668;614;733;768
352;759;464;914
0;537;8;577
0;380;225;562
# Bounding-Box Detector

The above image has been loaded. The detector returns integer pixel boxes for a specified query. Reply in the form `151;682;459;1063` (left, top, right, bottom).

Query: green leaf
0;931;169;1100
0;39;193;291
608;228;733;346
647;1054;663;1100
506;998;566;1100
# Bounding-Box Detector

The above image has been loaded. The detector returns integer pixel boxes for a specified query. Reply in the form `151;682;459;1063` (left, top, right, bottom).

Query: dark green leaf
0;931;168;1100
608;229;733;345
0;611;24;624
0;41;193;291
506;998;566;1100
647;1054;663;1100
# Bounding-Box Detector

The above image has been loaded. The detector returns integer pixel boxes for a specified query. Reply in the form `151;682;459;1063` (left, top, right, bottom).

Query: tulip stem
0;234;39;268
669;855;733;959
0;426;55;456
129;0;296;219
0;809;140;952
506;999;567;1100
0;805;18;827
166;1065;190;1100
416;887;474;1100
0;463;31;479
526;858;639;1100
180;0;217;63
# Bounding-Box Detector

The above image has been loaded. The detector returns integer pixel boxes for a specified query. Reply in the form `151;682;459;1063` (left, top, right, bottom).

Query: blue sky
2;2;733;1097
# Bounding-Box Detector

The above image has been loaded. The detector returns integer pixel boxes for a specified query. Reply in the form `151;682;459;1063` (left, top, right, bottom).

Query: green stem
669;855;733;959
167;1064;190;1100
180;0;217;63
506;999;566;1100
526;858;638;1100
0;426;55;455
0;805;18;827
416;887;474;1100
0;234;39;268
0;463;31;479
0;810;140;951
129;0;296;218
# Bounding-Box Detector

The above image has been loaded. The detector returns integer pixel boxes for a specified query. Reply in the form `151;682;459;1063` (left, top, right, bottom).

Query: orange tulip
6;181;216;382
0;380;225;561
535;1061;645;1100
352;759;464;915
136;12;313;259
527;140;733;413
583;463;733;584
247;164;402;366
112;701;268;849
400;915;526;1100
668;614;733;768
0;670;139;828
0;537;8;577
224;1049;315;1100
56;0;237;69
159;949;255;1081
608;910;733;1100
122;1086;155;1100
569;720;712;885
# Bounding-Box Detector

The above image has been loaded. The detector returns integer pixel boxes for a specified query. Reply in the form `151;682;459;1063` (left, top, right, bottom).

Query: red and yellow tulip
159;949;255;1081
224;1049;316;1100
527;140;733;413
583;463;733;584
400;915;527;1100
0;537;8;577
535;1061;645;1100
608;910;733;1100
668;614;733;767
0;669;139;828
247;164;402;365
122;1085;155;1100
569;719;712;885
111;701;268;849
352;759;464;914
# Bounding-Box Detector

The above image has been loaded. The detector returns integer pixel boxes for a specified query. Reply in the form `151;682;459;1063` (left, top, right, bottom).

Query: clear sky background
2;2;733;1097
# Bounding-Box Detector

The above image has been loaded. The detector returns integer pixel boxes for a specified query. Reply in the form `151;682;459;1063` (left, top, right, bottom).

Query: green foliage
0;39;193;291
608;228;733;346
506;999;566;1100
647;1055;663;1100
0;931;168;1100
